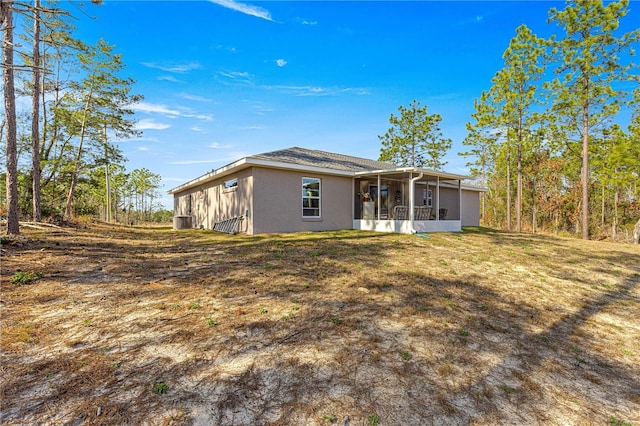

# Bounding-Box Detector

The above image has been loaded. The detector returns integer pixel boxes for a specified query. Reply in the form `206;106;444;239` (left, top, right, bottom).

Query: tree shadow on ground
2;225;638;424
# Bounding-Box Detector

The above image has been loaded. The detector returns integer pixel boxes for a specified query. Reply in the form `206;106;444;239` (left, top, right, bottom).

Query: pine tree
2;1;20;235
379;100;452;170
461;92;499;222
488;24;547;232
547;0;639;239
60;39;141;219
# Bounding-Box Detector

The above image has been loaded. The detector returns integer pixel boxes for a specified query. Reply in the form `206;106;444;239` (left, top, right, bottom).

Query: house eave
354;167;469;181
168;156;355;195
168;154;478;196
167;157;252;195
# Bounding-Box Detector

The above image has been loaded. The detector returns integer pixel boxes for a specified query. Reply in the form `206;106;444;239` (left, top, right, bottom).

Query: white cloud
168;159;220;165
238;125;264;130
136;119;170;130
133;102;213;122
209;142;233;149
139;136;159;142
210;0;274;22
216;70;254;86
158;75;182;83
138;147;151;152
218;70;252;80
163;177;189;182
191;114;214;122
141;61;201;73
251;104;273;115
191;126;204;132
213;44;238;53
276;58;287;67
265;85;324;96
117;135;159;143
214;72;369;97
133;102;181;116
259;84;370;97
178;93;212;102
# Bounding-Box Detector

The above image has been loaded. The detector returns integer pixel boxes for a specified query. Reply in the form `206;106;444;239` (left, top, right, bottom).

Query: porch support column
409;171;423;232
458;180;462;221
377;174;381;220
436;176;440;222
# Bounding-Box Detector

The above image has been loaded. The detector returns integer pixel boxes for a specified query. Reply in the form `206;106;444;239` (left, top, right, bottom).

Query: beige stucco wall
173;168;254;233
251;168;353;234
173;166;482;234
461;190;481;226
437;187;460;220
436;187;481;225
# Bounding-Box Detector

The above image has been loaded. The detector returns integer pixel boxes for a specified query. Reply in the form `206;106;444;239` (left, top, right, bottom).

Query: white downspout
436;176;440;222
458;179;462;224
377;174;381;220
409;171;423;233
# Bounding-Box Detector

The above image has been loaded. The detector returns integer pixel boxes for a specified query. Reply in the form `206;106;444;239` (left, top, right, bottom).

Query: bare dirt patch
1;224;639;425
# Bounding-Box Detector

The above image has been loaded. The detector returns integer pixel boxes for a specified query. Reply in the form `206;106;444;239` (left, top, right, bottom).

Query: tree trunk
601;183;605;227
64;87;93;220
31;0;42;222
613;185;619;240
506;144;512;231
64;141;84;220
581;89;590;239
516;117;522;233
104;124;111;223
481;150;486;221
531;182;536;234
2;1;20;235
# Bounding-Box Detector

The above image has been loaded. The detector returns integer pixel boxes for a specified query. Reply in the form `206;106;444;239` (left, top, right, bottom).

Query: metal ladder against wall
212;216;244;234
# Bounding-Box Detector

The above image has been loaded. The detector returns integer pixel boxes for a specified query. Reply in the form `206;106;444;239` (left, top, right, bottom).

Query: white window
224;178;238;191
302;177;321;218
423;188;433;207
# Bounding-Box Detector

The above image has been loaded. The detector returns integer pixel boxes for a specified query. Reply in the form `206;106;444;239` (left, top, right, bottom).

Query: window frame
301;177;321;219
223;178;238;192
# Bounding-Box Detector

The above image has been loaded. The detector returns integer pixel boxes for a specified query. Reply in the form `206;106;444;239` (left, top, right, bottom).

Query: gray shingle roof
250;146;396;172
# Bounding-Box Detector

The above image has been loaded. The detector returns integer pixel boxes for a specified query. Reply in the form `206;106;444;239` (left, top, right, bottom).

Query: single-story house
168;147;485;234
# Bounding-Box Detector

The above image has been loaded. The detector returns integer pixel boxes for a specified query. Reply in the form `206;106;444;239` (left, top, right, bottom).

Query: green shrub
11;271;44;286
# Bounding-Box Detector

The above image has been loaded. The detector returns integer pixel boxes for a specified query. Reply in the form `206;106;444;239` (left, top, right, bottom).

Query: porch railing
392;206;433;220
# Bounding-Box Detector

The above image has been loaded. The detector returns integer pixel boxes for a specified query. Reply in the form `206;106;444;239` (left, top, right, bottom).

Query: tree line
463;0;639;240
2;1;167;235
379;0;639;240
5;0;639;239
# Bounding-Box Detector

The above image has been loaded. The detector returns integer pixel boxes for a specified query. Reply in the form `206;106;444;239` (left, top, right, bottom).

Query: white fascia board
167;157;251;194
355;167;468;181
416;168;469;180
430;181;489;192
354;167;413;176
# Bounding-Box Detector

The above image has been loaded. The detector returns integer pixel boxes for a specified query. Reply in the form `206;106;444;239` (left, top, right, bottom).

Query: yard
1;223;639;425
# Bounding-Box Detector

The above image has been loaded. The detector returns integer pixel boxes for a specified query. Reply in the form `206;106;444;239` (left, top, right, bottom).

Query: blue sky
61;0;638;209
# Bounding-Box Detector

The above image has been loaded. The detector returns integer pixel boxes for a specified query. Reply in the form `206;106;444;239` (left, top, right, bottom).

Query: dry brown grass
1;223;639;425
